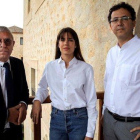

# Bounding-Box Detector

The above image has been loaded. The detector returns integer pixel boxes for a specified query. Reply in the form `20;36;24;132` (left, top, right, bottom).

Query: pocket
75;108;88;119
103;109;110;124
50;112;56;119
50;109;58;118
119;64;134;85
125;121;140;136
132;65;140;82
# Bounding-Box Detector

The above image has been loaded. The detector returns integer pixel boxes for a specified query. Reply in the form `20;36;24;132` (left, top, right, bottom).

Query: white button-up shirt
34;57;98;137
0;60;11;128
103;35;140;117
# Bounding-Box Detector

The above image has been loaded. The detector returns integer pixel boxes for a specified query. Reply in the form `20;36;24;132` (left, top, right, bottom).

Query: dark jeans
0;125;23;140
50;106;88;140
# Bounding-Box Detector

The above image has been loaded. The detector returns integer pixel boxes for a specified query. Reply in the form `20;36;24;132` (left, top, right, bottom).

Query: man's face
0;31;15;62
110;8;136;41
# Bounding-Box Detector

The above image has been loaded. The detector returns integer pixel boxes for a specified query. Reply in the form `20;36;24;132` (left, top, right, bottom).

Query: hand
30;100;42;124
8;104;21;125
18;103;27;125
130;126;140;140
84;136;93;140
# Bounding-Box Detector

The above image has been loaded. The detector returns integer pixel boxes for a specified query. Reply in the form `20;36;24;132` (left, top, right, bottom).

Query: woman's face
58;32;76;57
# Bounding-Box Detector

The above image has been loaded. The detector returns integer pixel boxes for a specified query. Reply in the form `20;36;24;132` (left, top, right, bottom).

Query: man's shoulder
10;56;23;63
135;35;140;43
10;57;24;69
108;45;117;54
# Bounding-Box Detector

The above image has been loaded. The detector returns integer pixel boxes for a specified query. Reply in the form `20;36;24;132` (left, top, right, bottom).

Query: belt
108;110;140;122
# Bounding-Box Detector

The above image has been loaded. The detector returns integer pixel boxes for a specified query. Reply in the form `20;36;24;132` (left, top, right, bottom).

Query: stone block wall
23;0;140;139
11;33;23;59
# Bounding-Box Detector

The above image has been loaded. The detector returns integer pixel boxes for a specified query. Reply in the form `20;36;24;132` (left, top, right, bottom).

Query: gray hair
0;26;14;40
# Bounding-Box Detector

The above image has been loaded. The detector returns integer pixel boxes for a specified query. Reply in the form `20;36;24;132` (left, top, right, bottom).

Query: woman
31;27;97;140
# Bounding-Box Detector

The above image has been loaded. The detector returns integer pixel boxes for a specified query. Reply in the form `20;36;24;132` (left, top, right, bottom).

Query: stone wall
11;33;23;59
23;0;140;140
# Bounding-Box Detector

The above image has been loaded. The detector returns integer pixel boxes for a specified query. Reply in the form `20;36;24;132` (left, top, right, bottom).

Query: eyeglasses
110;16;132;24
0;38;12;46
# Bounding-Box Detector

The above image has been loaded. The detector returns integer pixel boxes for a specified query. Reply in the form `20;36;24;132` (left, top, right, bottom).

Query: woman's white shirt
34;57;97;138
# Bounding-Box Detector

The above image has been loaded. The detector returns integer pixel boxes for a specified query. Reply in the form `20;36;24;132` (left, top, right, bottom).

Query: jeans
50;106;88;140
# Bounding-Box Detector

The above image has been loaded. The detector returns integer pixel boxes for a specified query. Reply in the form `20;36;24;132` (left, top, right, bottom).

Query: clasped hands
8;103;27;125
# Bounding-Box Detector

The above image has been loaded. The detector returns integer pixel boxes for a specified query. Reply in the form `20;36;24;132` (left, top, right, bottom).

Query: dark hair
108;2;136;23
55;27;85;61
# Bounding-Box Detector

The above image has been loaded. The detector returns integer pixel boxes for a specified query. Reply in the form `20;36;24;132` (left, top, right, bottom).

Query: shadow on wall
135;5;140;38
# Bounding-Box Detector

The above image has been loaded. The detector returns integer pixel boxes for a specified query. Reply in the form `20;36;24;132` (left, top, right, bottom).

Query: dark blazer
0;57;29;133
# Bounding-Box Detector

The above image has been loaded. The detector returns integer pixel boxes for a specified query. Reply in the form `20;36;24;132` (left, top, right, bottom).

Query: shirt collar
116;35;138;49
0;59;10;67
69;57;78;65
58;57;63;64
58;57;78;65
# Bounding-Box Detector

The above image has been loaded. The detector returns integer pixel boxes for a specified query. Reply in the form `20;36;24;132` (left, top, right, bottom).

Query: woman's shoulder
77;60;93;69
44;59;58;68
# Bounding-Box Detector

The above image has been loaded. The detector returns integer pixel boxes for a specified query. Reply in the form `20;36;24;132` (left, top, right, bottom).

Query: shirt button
65;99;67;101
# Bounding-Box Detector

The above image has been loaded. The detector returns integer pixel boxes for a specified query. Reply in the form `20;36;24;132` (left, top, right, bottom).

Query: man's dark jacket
0;57;29;133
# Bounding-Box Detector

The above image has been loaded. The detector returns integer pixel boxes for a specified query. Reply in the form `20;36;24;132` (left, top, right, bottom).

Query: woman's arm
84;66;98;139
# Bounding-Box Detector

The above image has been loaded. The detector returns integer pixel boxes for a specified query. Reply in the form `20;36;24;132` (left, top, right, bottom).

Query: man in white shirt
103;2;140;140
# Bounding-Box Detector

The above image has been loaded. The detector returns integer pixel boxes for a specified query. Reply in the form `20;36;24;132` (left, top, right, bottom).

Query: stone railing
28;91;104;140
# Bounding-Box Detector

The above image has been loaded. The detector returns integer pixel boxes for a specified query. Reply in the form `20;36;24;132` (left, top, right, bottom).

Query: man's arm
19;60;29;105
8;104;21;125
0;104;21;133
18;103;27;125
17;60;29;125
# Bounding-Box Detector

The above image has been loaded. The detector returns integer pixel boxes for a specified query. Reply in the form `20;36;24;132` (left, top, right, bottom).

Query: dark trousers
0;125;23;140
103;108;140;140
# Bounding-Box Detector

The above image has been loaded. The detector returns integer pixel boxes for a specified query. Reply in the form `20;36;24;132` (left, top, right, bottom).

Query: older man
0;26;29;140
103;2;140;140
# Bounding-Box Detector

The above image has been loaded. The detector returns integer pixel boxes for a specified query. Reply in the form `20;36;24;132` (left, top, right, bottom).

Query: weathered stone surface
11;33;23;59
23;0;140;139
